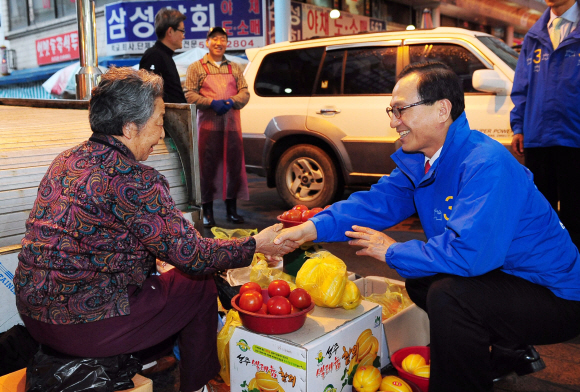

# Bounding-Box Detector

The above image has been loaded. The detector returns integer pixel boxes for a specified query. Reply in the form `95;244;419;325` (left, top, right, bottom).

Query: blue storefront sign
105;0;266;55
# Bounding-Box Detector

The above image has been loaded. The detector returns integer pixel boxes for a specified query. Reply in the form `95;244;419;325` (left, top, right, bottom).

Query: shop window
30;0;56;25
316;46;397;95
255;47;324;96
8;0;28;30
409;44;487;93
55;0;77;18
306;0;333;8
342;0;365;16
385;1;413;26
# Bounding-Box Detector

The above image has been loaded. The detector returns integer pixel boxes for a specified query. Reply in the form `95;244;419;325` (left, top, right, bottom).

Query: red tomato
289;288;312;309
286;209;302;222
239;282;261;295
239;291;263;312
310;207;324;215
268;280;291;298
257;303;268;314
291;205;309;212
301;209;317;222
267;296;291;315
290;305;300;314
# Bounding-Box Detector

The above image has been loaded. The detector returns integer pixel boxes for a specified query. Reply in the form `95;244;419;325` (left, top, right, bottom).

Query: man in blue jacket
510;0;580;247
275;61;580;392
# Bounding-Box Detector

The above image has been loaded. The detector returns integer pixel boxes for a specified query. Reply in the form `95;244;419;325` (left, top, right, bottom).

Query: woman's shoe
203;202;215;228
225;199;244;224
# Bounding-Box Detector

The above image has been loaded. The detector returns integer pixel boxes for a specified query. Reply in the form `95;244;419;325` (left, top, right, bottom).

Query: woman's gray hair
89;67;164;136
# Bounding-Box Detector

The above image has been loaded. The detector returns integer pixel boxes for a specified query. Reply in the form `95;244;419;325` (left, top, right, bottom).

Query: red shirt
15;134;255;324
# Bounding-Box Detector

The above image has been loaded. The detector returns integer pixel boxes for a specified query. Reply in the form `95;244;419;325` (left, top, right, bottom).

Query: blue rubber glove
217;98;234;115
210;99;226;114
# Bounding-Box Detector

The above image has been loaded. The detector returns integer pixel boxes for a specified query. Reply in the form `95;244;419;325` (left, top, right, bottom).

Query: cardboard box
0;247;21;333
230;301;385;392
355;277;430;358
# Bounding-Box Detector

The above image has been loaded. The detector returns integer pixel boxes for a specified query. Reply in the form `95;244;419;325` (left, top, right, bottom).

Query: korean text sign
36;32;79;66
105;0;265;55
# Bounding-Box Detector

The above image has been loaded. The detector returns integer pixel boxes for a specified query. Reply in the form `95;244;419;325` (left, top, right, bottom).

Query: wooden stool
0;368;153;392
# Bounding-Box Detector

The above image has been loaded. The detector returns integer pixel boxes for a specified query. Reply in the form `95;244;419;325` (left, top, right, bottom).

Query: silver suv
241;27;520;208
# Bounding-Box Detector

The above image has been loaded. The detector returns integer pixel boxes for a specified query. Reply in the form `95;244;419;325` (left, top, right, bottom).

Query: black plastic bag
213;273;240;310
26;345;142;392
0;325;40;377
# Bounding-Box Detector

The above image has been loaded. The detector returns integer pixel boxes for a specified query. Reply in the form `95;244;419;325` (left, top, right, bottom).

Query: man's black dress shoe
491;344;546;381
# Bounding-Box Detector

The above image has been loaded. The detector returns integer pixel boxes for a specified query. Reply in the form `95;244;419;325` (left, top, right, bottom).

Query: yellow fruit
353;365;382;392
255;371;275;380
379;375;412;392
401;353;426;374
339;280;362;309
295;258;324;288
319;273;347;307
256;378;280;392
413;364;430;378
357;329;379;361
358;354;376;367
248;378;258;391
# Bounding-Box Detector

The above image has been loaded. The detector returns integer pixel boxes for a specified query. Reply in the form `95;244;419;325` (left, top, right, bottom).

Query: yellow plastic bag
216;310;242;386
363;279;412;321
249;255;297;289
296;250;361;309
211;226;258;239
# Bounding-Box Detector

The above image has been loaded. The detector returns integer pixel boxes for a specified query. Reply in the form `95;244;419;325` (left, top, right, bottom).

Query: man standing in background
139;8;187;104
185;27;250;228
510;0;580;246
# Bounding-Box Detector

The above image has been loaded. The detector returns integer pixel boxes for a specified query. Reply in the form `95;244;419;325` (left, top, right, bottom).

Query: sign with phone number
105;0;265;55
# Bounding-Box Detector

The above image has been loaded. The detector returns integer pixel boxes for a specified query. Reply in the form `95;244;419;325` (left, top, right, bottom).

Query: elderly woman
14;67;296;392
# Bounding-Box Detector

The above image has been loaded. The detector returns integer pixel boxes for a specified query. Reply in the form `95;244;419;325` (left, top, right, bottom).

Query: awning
0;56;141;87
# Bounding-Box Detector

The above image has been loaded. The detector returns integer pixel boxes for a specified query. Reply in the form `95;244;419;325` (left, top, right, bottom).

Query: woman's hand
345;225;397;262
156;259;175;274
254;223;300;262
274;220;318;246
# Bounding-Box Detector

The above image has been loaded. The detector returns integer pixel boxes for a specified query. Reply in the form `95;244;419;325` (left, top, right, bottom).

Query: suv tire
275;144;341;208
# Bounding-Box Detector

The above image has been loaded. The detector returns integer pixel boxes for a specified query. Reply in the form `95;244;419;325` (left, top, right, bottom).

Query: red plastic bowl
231;289;315;334
391;346;430;392
276;215;303;228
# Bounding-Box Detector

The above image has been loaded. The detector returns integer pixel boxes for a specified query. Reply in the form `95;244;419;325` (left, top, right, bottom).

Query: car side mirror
472;69;511;96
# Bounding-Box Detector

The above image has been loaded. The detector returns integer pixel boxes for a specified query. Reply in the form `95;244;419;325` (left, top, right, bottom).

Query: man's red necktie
425;161;431;174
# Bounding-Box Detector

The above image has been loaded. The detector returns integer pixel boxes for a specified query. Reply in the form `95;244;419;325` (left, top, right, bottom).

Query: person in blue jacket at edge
510;0;580;248
274;61;580;392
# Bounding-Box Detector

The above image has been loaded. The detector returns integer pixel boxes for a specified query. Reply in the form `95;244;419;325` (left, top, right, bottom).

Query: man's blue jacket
510;7;580;148
311;113;580;301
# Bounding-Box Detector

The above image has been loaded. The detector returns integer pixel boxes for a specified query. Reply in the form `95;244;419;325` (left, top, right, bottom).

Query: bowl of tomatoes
231;280;315;334
277;205;327;228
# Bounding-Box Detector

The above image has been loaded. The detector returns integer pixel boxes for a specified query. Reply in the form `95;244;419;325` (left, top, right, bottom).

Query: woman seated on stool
13;67;297;392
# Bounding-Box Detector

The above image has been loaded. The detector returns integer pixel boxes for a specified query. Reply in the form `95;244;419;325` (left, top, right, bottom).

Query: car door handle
316;108;341;115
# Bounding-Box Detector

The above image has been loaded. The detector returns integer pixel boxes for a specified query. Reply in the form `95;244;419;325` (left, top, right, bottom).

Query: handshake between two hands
253;220;398;264
210;98;235;115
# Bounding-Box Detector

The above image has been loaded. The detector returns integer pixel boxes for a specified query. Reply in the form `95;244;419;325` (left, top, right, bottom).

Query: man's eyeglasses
174;28;186;34
386;100;431;119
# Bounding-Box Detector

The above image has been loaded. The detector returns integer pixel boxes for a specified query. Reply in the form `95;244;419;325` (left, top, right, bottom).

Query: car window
254;47;324;96
408;44;487;93
316;46;398;95
316;50;344;95
477;36;519;71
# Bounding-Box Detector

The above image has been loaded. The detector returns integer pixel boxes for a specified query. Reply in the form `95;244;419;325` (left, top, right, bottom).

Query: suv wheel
275;144;341;208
